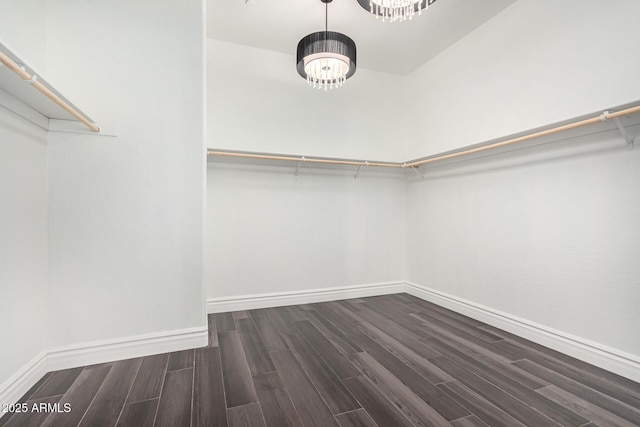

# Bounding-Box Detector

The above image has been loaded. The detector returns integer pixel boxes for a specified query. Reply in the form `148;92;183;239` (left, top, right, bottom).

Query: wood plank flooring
2;294;639;426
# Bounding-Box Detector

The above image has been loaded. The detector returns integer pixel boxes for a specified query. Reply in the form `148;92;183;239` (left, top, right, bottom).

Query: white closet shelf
0;39;115;136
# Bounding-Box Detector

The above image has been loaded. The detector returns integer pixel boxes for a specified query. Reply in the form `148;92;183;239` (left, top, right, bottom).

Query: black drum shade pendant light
357;0;437;23
297;0;357;90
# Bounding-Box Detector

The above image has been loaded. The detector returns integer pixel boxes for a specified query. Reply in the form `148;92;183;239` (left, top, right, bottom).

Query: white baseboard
405;281;640;383
0;351;48;409
47;326;208;372
0;326;207;407
207;281;406;313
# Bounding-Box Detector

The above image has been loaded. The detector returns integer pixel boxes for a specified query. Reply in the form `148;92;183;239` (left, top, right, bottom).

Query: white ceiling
207;0;516;76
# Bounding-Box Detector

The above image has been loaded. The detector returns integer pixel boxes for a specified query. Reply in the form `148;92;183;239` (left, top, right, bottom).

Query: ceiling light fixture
296;0;356;90
357;0;437;23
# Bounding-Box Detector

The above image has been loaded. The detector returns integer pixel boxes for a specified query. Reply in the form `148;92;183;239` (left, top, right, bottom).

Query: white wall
206;39;409;300
0;109;48;387
0;0;49;389
207;162;406;299
208;39;407;162
404;0;640;374
406;124;640;358
0;0;47;73
404;0;640;159
44;0;206;347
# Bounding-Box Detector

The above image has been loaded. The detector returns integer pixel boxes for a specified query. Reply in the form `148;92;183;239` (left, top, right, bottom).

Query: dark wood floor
2;294;640;426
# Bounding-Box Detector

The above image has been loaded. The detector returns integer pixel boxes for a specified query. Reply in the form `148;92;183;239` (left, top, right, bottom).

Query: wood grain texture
193;347;228;427
154;368;193;427
350;352;451;427
263;308;300;349
270;349;340;427
285;328;360;414
208;314;219;347
514;359;640;425
427;336;585;426
365;298;517;365
218;331;258;408
116;399;159;427
227;402;266;427
253;372;302;427
438;381;526;427
415;316;522;363
498;338;640;409
537;385;637;427
449;415;490;427
397;294;484;329
493;328;640;396
410;310;503;344
5;294;640;427
294;320;360;380
215;312;236;333
356;318;452;384
429;356;566;426
29;367;85;400
231;311;251;320
335;409;379;427
353;303;441;361
342;376;415;427
40;363;113;427
236;318;275;376
301;308;362;355
420;324;548;391
167;350;194;372
249;309;287;352
22;372;53;401
127;354;169;403
341;327;469;421
78;358;142;427
283;306;307;322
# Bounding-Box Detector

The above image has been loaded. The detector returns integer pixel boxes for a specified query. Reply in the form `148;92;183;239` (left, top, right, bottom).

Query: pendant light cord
325;1;328;32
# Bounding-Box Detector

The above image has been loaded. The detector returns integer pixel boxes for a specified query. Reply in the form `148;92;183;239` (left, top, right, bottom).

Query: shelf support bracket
612;117;636;150
410;166;423;179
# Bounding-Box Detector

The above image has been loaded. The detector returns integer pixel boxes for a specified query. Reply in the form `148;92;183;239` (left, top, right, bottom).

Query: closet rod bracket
410;166;423;179
295;157;306;176
612;117;636;150
354;161;368;179
15;63;39;84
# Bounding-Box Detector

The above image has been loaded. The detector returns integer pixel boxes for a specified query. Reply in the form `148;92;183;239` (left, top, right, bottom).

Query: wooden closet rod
0;50;100;133
404;106;640;167
209;105;640;169
207;150;403;168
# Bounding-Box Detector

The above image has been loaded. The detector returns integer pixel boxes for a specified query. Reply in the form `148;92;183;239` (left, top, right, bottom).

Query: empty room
1;0;639;426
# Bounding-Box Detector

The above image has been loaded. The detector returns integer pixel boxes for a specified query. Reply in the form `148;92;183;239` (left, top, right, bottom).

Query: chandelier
296;0;357;90
357;0;437;23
